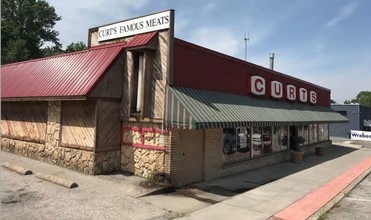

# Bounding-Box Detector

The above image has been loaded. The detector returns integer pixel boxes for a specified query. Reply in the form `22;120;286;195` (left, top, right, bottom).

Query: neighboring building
1;10;347;186
330;104;371;138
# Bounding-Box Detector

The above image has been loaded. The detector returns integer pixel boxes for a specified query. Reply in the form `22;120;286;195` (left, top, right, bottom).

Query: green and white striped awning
165;86;348;129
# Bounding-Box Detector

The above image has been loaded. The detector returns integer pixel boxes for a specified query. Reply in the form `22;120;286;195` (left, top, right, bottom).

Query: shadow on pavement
184;144;358;199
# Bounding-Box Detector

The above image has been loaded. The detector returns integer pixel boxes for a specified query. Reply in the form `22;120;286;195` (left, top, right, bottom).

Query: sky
47;0;371;103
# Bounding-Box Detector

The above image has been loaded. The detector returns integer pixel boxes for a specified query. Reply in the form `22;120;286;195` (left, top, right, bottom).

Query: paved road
326;139;371;219
327;173;371;220
1;166;177;220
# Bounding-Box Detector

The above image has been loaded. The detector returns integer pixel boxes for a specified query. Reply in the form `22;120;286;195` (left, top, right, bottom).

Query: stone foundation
1;100;123;176
121;123;167;179
1;138;95;174
95;150;121;174
121;146;165;179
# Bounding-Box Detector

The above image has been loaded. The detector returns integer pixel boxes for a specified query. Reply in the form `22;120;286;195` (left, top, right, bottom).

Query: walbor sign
98;10;171;41
350;130;371;142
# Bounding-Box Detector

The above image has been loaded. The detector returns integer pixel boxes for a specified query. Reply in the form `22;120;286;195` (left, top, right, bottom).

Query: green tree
2;39;30;63
344;99;358;104
42;42;87;57
42;45;63;57
356;91;371;107
65;41;87;53
1;0;61;64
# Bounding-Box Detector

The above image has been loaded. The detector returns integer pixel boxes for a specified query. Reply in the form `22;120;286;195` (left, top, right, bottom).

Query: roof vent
269;52;275;70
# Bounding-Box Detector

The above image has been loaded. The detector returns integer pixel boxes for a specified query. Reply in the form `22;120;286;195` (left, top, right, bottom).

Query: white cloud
259;49;371;104
202;3;217;13
174;12;191;37
188;27;239;57
326;1;359;27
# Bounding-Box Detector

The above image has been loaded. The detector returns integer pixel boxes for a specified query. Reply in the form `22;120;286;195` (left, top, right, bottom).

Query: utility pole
244;32;249;61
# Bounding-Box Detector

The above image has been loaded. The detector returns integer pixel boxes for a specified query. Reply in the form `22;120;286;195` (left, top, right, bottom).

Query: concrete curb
2;162;33;175
35;172;78;189
271;155;371;220
307;167;371;220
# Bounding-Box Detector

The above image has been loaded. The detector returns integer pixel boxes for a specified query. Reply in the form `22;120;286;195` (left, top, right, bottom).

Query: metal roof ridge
1;42;127;67
88;41;127;50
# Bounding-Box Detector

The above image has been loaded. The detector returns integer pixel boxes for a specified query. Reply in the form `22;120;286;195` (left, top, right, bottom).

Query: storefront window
272;127;280;152
318;124;329;141
262;126;272;154
309;124;314;143
273;126;289;151
309;124;319;143
224;125;290;162
298;125;309;146
279;126;288;150
252;127;262;157
222;127;251;162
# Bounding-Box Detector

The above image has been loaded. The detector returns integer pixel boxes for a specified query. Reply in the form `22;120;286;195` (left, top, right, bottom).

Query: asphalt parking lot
2;139;371;220
327;173;371;220
0;151;181;220
1;167;180;220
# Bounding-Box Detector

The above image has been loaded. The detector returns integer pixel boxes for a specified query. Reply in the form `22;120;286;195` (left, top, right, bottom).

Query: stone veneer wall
95;150;121;174
121;146;164;178
1;138;95;174
121;123;168;179
45;101;61;149
1;101;121;175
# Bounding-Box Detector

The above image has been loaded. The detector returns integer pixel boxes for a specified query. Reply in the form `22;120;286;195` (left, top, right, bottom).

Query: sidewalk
181;141;371;220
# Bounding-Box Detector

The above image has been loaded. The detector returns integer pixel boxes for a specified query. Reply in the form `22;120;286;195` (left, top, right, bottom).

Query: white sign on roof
98;10;171;42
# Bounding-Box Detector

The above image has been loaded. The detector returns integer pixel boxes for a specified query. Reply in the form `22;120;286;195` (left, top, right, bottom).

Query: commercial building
330;104;371;138
1;10;346;186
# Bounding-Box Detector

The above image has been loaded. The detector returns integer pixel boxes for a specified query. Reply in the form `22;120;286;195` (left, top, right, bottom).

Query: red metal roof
1;43;127;99
126;31;157;48
1;32;158;100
